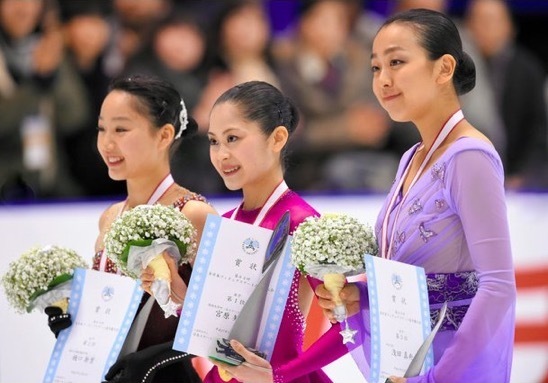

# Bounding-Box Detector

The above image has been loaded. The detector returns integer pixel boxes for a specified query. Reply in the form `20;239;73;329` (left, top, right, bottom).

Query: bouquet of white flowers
291;213;378;343
1;245;88;314
104;204;197;317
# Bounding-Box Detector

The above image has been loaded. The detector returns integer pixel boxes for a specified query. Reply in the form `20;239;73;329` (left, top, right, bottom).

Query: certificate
365;255;432;383
173;215;294;361
43;268;143;383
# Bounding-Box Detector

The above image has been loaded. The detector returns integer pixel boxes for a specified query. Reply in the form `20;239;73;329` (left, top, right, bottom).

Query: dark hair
381;8;476;95
108;74;198;152
213;81;300;166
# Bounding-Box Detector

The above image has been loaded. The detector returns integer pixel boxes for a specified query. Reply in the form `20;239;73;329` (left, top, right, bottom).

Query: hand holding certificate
43;268;143;383
173;213;295;369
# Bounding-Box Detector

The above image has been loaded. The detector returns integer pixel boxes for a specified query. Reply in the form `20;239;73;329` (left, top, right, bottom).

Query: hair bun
454;51;476;95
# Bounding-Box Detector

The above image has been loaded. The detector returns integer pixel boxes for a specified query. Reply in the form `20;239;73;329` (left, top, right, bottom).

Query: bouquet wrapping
1;245;88;314
104;204;197;317
291;213;378;342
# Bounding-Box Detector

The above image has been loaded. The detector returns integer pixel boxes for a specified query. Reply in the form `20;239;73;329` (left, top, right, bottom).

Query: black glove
44;306;72;338
102;341;192;383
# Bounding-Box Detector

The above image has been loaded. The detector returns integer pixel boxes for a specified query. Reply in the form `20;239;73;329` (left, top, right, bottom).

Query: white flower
104;204;197;278
1;245;88;314
291;213;378;274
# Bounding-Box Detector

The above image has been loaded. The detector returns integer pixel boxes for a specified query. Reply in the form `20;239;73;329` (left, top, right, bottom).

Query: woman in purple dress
205;81;352;383
315;8;517;383
212;8;516;383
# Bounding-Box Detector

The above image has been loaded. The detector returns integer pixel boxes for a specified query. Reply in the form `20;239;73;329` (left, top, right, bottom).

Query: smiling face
208;101;282;192
97;90;167;181
371;23;440;123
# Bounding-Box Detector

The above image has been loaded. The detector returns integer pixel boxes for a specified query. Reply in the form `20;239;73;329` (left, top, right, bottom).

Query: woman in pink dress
205;81;352;383
211;8;516;383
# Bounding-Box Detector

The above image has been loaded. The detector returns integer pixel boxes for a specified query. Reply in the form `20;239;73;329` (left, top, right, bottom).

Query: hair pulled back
213;80;299;169
214;80;299;136
108;74;198;142
382;8;476;95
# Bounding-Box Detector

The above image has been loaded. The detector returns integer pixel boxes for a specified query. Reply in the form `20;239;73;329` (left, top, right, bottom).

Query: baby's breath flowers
291;213;378;344
104;204;197;278
291;213;378;275
103;204;197;318
1;245;88;314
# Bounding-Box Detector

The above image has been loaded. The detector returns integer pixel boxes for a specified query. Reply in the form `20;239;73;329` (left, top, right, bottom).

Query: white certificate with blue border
365;255;432;383
173;215;294;360
43;268;143;383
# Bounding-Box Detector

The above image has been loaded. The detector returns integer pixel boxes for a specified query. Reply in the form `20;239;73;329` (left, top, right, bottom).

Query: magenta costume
204;187;350;383
348;137;516;383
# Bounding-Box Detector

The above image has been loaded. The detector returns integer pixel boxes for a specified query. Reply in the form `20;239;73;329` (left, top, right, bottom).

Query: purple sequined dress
348;138;516;383
204;189;349;383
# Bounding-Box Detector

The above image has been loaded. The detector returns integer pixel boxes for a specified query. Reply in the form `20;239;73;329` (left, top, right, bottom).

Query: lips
381;93;401;102
106;156;124;166
222;165;240;175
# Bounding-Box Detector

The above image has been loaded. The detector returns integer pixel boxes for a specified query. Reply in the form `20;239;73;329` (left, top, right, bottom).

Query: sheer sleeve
409;149;516;383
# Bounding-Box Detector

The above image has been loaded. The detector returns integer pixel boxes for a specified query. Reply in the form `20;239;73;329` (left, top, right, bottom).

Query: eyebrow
97;116;132;122
208;127;240;136
371;46;405;59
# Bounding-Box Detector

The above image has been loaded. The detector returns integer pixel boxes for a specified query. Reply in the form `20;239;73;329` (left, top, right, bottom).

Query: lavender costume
348;138;516;383
204;189;350;383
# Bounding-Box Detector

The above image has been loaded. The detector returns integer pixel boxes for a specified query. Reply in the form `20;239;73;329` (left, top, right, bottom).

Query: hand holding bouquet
291;213;378;343
104;204;197;317
1;245;88;315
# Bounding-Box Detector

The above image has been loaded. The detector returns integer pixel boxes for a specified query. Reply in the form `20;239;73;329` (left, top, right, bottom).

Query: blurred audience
273;0;398;192
192;0;280;131
103;0;174;78
1;0;546;202
465;0;548;190
190;0;280;195
0;0;89;202
59;0;125;198
122;8;223;194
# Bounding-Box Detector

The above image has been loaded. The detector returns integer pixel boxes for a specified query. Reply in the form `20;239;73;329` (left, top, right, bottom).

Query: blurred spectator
192;0;280;131
0;0;89;202
102;0;173;78
273;0;397;192
124;7;223;195
189;0;279;195
465;0;548;190
59;0;125;198
381;0;507;157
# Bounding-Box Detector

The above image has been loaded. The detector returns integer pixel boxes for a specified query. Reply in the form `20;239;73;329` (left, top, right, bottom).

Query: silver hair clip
175;99;188;139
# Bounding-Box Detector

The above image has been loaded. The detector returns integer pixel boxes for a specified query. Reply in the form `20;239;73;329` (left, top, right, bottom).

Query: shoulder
444;137;502;167
173;193;216;214
173;192;218;231
98;201;124;231
441;138;505;185
280;190;319;231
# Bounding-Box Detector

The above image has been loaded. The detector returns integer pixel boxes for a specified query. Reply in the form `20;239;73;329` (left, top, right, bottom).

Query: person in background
48;74;218;383
101;0;173;79
0;0;89;201
58;0;126;198
273;0;397;193
205;80;353;383
192;0;280;132
211;8;516;383
465;0;548;190
123;8;224;195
